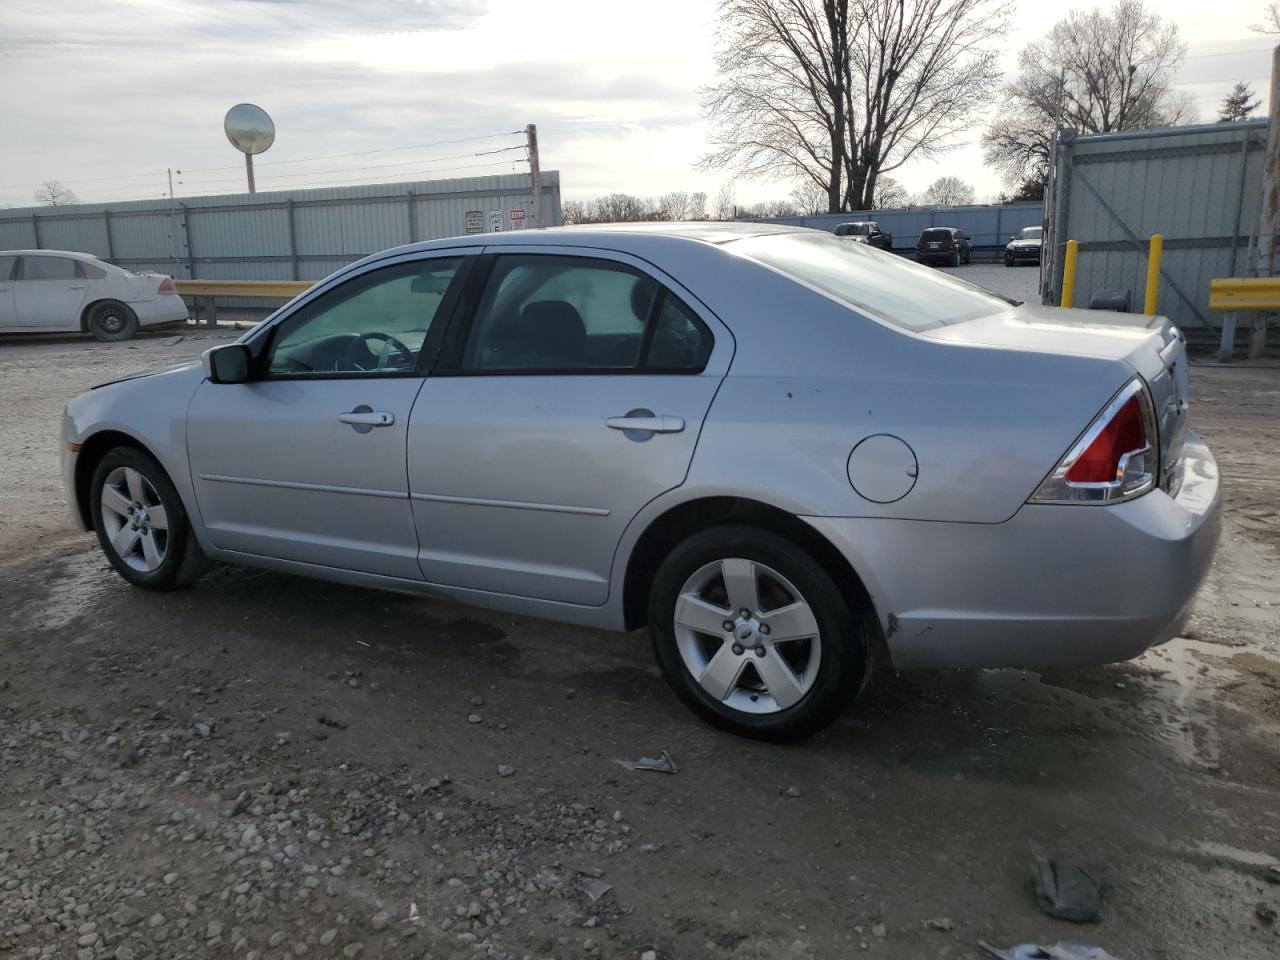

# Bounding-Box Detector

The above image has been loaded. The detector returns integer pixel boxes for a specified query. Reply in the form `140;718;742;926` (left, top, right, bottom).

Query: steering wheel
337;332;415;372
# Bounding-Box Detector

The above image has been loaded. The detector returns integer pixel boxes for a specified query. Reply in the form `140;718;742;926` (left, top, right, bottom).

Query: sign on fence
464;210;484;234
487;210;505;233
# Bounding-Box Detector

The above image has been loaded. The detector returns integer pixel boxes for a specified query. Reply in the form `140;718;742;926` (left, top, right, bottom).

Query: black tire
87;300;138;342
963;248;973;265
1004;254;1014;267
90;447;210;590
950;250;961;268
648;525;874;741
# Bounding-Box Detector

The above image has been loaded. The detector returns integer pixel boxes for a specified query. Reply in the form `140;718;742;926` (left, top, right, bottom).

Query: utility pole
525;123;541;228
1251;44;1280;358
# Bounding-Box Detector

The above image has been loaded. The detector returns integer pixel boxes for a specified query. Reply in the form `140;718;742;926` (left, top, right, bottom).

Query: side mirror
202;343;251;384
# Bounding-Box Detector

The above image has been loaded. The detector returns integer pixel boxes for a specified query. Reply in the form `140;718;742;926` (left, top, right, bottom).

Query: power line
0;129;525;190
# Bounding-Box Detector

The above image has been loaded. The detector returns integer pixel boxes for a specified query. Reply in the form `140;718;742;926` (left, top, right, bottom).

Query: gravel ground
1;323;1279;960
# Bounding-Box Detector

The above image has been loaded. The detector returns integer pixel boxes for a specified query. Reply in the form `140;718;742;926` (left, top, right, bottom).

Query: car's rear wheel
90;447;210;590
87;301;138;342
649;525;873;741
950;250;961;268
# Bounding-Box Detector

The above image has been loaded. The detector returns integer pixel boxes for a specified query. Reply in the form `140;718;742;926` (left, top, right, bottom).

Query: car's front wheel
1004;254;1015;267
90;447;210;590
86;301;138;342
649;525;873;741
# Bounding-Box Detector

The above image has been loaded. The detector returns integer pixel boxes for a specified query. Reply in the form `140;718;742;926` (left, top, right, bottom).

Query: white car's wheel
87;300;138;342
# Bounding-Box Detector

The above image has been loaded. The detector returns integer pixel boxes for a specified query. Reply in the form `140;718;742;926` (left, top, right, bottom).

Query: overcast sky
0;0;1273;209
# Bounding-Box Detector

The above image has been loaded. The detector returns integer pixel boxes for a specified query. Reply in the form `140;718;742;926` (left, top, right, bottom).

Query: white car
0;249;188;341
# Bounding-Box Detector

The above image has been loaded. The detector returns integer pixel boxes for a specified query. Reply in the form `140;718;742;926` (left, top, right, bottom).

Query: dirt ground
1;327;1279;960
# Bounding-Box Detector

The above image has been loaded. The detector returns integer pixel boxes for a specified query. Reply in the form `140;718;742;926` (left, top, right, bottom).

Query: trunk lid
925;303;1189;494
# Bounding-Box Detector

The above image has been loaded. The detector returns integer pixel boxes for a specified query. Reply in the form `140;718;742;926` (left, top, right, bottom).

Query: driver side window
265;257;463;377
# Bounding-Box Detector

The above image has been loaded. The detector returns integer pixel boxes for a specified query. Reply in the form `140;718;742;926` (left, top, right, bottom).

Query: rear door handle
606;413;685;434
69;284;87;290
338;409;395;427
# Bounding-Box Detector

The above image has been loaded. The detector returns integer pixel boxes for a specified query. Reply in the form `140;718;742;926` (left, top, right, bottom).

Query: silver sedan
61;224;1220;740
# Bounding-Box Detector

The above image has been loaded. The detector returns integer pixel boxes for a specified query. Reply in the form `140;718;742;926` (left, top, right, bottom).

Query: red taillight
1065;394;1146;483
158;276;176;294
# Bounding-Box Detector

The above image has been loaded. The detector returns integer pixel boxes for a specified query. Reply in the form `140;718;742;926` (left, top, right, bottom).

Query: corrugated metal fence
1043;120;1265;330
739;202;1043;257
0;172;562;285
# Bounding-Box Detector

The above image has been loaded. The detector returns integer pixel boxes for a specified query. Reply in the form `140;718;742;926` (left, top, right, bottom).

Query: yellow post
1061;240;1079;308
1143;233;1163;315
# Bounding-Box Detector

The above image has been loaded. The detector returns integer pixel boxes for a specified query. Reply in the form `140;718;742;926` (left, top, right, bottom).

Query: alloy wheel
672;558;822;714
99;466;169;572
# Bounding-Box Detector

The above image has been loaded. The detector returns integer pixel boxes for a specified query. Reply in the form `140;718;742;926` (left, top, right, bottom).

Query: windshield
835;223;871;236
732;231;1013;330
1017;226;1042;241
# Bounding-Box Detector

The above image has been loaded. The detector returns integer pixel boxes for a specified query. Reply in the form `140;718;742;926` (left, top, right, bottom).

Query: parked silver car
61;224;1220;740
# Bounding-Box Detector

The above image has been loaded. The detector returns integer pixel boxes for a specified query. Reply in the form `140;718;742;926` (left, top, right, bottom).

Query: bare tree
593;194;648;223
790;180;828;214
33;180;78;206
1252;2;1280;32
919;175;975;206
561;199;590;225
688;191;708;220
873;175;910;208
659;191;690;221
983;0;1193;191
713;183;737;220
700;1;1006;213
1219;81;1262;122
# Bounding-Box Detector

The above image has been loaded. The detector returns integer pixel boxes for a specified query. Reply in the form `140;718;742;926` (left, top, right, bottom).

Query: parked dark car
915;227;971;266
833;221;893;250
1004;225;1043;266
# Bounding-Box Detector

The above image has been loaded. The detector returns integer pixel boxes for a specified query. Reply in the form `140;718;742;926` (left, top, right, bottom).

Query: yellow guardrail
1208;277;1279;362
1208;277;1280;312
173;279;314;298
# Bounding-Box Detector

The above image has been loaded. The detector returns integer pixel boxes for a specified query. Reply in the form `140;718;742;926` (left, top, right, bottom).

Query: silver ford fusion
61;223;1220;740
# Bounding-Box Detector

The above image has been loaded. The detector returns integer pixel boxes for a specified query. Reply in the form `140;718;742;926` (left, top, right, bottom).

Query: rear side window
79;262;107;280
0;256;15;281
459;255;712;373
22;256;77;280
733;232;1010;330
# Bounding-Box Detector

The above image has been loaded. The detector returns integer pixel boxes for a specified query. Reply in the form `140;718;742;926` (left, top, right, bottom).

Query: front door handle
606;412;685;434
338;408;395;433
68;284;87;290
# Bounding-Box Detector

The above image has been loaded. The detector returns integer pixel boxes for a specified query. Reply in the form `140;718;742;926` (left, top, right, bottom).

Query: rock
871;923;887;938
641;952;660;960
163;872;179;886
923;917;953;932
783;786;801;798
470;696;485;707
319;930;338;946
497;764;515;778
269;932;286;947
1257;902;1278;925
371;911;391;930
342;943;364;959
195;722;212;738
467;714;482;725
207;921;224;940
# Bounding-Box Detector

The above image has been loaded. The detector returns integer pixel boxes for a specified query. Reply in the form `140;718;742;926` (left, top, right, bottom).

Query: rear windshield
920;229;953;242
732;232;1011;330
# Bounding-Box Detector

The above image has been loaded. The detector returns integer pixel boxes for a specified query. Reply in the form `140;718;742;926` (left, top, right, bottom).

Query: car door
185;252;471;579
0;256;16;328
14;255;88;328
407;247;732;605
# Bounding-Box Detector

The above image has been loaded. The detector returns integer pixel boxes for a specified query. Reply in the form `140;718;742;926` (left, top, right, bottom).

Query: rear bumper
805;432;1221;670
134;294;189;327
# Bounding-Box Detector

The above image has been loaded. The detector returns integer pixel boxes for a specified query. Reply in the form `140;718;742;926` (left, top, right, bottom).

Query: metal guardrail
1208;278;1278;361
173;279;314;326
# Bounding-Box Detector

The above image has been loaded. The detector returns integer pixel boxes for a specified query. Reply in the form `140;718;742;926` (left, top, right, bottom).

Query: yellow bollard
1061;240;1079;308
1143;233;1163;315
